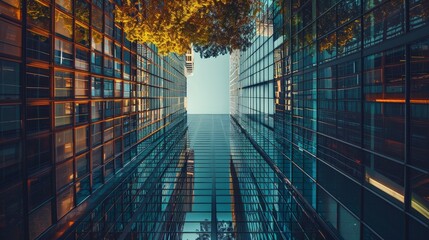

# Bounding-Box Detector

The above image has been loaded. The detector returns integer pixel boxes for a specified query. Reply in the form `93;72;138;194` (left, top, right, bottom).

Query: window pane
55;10;73;40
55;38;73;67
0;60;20;99
75;126;89;154
57;187;74;219
27;135;51;173
54;71;73;98
55;129;73;162
55;102;73;127
76;154;89;178
28;171;52;210
0;141;21;185
75;73;89;97
28;201;52;240
91;101;103;121
26;104;50;133
56;159;73;190
410;39;429;171
27;31;50;62
27;0;50;29
75;102;89;124
27;67;50;99
0;105;20;139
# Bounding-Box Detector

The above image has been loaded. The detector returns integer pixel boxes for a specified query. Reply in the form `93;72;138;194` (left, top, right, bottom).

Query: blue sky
186;54;230;114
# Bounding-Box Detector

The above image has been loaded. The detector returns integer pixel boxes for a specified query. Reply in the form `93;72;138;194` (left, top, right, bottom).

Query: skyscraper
0;0;188;239
230;0;429;239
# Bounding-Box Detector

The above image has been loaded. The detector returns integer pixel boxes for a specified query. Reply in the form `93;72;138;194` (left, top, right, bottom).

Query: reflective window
76;154;89;179
55;71;73;98
75;126;89;154
0;60;20;99
364;0;405;47
56;159;73;190
75;0;89;24
28;171;52;210
55;10;73;40
55;38;73;67
57;187;74;219
27;0;50;29
55;102;73;127
410;39;429;171
55;129;73;162
0;105;20;139
0;142;21;185
75;73;89;97
26;104;50;133
27;31;50;61
27;135;51;173
27;67;50;99
75;102;89;124
363;47;405;161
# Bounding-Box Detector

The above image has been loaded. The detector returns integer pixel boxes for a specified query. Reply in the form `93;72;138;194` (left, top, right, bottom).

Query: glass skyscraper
1;0;429;239
230;0;429;239
0;0;187;239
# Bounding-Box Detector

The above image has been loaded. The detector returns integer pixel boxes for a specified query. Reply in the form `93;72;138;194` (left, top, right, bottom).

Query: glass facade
0;0;187;239
231;0;429;239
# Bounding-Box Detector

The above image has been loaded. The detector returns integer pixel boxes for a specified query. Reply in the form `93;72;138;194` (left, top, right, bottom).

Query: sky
186;53;230;114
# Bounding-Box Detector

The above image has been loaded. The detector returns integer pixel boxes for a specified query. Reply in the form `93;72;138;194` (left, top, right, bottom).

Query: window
0;105;20;139
91;52;102;74
91;101;103;121
56;159;73;190
28;171;52;210
410;39;429;171
75;102;89;124
114;44;122;59
0;0;21;20
105;100;113;118
76;154;89;179
75;0;89;24
27;135;51;173
26;104;50;133
104;57;114;76
76;177;90;204
57;187;74;219
27;67;50;99
27;0;50;29
363;0;405;47
55;102;73;127
0;142;21;185
318;32;336;63
0;20;20;57
91;123;102;147
114;60;122;78
363;47;405;161
104;120;113;142
104;37;113;56
75;126;89;154
0;60;19;99
91;77;102;97
27;31;50;61
55;129;73;162
92;168;103;190
28;202;52;240
114;81;122;97
55;38;73;67
91;6;103;30
410;0;429;29
92;147;102;169
55;10;73;40
104;79;113;97
75;73;89;97
55;71;73;98
91;30;102;52
75;48;89;70
56;0;71;12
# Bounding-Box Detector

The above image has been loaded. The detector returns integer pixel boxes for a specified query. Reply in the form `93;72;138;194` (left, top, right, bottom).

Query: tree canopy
114;0;261;58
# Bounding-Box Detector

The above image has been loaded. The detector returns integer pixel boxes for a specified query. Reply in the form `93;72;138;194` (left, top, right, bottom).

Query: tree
114;0;261;58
